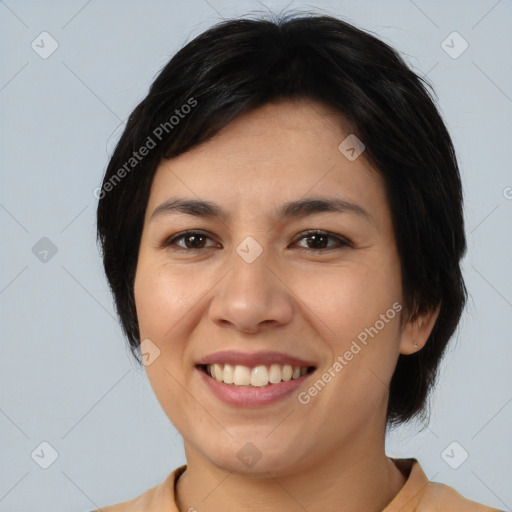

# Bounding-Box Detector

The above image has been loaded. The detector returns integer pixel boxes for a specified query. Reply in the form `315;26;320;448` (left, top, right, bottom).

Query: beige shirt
93;458;502;511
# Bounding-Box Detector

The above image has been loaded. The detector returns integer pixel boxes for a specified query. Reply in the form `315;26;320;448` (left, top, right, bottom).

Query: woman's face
134;99;413;475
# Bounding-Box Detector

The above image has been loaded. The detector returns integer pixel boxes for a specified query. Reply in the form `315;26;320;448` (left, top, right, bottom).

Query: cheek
293;261;402;343
292;257;403;406
134;261;204;340
134;263;203;428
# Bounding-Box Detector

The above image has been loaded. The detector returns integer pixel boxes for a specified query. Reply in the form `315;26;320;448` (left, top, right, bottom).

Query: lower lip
197;367;314;407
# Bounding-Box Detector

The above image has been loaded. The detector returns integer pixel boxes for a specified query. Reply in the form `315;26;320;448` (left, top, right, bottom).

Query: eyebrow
151;196;374;225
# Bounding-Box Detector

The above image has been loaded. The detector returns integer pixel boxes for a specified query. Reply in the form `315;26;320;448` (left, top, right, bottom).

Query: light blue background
1;1;511;511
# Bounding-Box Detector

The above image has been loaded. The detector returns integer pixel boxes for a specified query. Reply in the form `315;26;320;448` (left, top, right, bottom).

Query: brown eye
295;230;352;251
165;231;219;250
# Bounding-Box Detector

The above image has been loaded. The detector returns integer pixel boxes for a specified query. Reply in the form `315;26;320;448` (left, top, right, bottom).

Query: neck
175;424;406;512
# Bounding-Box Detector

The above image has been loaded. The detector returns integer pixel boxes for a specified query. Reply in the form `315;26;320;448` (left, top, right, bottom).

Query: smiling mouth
198;363;316;387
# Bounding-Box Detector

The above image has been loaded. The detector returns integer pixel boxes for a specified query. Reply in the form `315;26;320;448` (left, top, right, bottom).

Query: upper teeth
206;364;309;387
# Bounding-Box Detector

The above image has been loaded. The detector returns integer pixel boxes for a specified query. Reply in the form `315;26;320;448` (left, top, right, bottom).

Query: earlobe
399;304;440;355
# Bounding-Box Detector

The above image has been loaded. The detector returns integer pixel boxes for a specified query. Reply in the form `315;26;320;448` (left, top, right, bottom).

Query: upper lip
196;351;316;368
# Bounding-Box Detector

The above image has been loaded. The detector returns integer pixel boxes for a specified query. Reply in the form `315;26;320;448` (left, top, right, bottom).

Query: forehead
147;99;387;222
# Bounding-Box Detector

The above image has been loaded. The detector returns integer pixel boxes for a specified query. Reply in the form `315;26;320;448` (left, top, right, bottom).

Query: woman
94;13;502;512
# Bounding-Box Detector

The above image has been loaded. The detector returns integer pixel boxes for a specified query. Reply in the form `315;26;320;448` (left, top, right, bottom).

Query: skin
134;98;439;512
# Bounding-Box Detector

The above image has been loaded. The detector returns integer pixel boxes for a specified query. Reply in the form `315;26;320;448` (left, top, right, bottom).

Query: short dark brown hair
96;12;467;426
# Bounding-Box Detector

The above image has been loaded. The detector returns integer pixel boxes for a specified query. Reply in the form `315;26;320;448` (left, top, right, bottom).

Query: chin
201;434;311;477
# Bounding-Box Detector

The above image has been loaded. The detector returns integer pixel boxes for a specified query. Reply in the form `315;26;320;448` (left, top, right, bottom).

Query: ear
399;304;440;355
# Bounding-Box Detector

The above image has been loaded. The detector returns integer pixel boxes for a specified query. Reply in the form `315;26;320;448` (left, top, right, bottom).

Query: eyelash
163;230;353;253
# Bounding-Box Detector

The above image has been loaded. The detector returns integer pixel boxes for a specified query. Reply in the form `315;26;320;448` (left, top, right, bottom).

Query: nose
208;246;294;334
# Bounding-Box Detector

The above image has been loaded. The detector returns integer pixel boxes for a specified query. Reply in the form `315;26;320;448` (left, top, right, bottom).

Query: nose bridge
227;235;275;303
231;237;271;291
208;234;293;332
